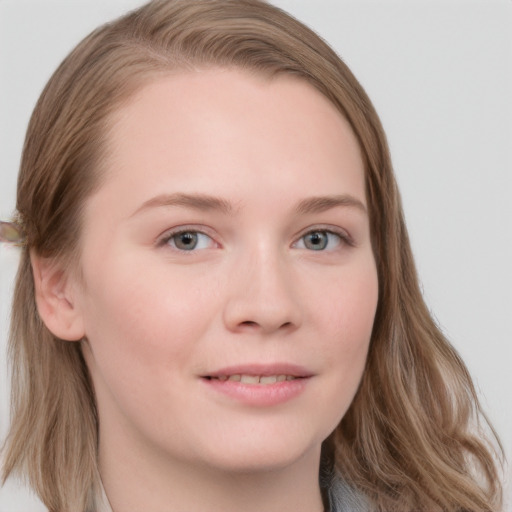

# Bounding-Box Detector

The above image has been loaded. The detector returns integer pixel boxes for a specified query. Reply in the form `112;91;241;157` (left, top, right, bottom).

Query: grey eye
295;230;345;251
303;231;329;250
164;231;215;251
173;232;199;250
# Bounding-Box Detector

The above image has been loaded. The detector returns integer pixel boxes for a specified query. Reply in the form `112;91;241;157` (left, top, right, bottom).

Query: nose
222;246;303;335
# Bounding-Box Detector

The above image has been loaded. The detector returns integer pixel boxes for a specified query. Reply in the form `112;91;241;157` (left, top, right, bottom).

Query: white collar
93;481;114;512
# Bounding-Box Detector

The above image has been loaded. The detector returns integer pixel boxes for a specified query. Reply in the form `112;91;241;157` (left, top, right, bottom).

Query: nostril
239;320;294;330
241;321;258;327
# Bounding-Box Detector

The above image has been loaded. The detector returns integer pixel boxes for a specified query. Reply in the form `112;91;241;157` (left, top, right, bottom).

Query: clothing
93;483;112;512
93;473;368;512
326;476;369;512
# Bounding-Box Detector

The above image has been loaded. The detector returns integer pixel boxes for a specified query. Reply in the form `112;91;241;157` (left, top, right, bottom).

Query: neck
98;426;325;512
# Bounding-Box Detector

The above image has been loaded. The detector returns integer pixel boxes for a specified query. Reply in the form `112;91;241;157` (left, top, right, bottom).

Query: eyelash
157;228;218;251
293;228;353;251
157;226;353;252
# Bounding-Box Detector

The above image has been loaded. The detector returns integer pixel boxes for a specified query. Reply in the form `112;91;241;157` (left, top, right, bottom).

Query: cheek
79;256;219;377
78;258;224;435
318;257;378;347
311;258;378;402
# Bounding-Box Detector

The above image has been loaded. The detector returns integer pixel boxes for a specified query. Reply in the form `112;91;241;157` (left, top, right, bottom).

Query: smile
201;365;312;406
205;374;299;384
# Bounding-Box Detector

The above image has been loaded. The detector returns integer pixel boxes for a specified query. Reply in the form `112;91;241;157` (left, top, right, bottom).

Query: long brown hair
1;1;502;510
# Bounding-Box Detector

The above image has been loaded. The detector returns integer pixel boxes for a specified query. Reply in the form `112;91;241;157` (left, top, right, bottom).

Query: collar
93;481;113;512
93;472;367;512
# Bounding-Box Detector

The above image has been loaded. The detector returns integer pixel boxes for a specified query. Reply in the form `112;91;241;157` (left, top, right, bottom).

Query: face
74;69;378;475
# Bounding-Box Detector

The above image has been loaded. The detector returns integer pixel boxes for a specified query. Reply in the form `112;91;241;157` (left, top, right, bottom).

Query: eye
161;230;216;251
294;230;346;251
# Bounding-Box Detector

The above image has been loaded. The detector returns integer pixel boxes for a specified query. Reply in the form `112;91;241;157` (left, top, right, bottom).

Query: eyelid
292;225;354;248
156;225;220;249
154;224;354;250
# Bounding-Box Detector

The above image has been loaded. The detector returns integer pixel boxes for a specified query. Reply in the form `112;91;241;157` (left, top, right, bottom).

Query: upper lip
203;363;314;379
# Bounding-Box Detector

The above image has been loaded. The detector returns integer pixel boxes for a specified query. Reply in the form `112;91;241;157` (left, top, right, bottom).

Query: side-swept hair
1;1;502;510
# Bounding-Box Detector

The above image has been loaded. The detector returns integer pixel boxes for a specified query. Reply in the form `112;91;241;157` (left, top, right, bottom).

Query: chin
202;452;314;475
188;430;324;475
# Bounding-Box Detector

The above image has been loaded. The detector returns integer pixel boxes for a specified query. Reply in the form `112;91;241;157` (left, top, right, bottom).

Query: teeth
240;375;260;384
214;374;297;384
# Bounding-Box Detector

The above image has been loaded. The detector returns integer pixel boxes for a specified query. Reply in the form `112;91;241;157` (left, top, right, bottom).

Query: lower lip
202;377;309;406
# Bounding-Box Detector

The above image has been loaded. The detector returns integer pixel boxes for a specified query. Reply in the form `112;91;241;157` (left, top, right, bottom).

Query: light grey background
1;0;511;510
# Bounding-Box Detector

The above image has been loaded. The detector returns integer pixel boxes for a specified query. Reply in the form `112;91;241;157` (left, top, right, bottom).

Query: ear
31;252;85;341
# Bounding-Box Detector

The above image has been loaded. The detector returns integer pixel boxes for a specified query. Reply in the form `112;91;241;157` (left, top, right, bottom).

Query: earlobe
31;252;85;341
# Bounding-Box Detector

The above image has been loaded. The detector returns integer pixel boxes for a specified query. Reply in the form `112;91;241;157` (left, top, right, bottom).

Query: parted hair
1;1;502;511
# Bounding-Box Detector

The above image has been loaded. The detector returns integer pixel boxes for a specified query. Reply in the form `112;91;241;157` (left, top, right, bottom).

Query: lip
205;363;314;379
201;363;313;407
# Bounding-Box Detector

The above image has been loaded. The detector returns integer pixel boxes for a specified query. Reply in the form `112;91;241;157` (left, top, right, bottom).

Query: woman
0;1;504;511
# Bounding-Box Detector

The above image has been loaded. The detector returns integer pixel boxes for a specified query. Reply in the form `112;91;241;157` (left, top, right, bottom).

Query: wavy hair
1;1;502;510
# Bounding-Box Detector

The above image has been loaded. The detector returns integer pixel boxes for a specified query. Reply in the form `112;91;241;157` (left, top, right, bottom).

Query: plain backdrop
0;1;511;510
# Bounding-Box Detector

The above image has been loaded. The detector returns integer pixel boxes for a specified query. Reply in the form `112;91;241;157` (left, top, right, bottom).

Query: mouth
201;366;311;406
204;374;302;385
201;365;312;406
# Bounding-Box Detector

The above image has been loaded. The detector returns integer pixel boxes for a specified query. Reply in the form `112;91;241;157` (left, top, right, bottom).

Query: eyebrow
295;195;367;215
131;193;234;217
131;192;367;217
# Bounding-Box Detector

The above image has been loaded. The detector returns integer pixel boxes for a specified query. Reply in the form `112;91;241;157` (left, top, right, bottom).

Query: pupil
176;232;197;250
306;231;327;250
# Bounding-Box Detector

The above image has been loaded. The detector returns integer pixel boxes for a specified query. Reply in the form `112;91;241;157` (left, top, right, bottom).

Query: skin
36;69;378;512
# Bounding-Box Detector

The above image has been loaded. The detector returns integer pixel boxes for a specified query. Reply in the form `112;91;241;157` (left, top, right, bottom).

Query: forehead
95;68;365;213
